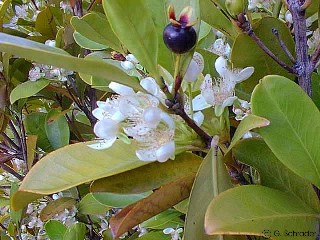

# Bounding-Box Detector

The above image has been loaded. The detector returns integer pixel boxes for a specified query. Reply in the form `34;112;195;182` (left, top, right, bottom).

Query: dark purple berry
163;23;197;54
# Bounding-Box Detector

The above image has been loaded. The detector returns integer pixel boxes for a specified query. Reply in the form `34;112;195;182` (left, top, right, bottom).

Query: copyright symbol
262;230;271;238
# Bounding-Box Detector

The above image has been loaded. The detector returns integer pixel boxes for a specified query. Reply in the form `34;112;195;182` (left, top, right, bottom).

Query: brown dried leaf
110;174;195;238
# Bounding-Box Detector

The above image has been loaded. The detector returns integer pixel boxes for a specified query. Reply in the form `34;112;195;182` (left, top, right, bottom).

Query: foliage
0;0;319;239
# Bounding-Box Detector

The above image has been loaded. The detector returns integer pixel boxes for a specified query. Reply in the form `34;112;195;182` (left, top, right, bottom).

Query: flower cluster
28;40;74;82
91;79;175;162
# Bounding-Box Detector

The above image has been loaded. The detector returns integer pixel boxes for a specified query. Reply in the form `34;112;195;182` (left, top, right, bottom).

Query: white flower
184;52;204;82
120;54;139;71
29;66;45;81
207;38;231;58
91;81;175;162
193;57;254;116
15;5;28;19
163;227;183;240
45;40;56;47
140;77;167;103
307;28;320;53
233;99;251;121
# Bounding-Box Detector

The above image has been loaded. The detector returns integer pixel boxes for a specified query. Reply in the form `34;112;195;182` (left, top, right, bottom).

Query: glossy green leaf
311;73;320;109
144;0;174;74
93;192;149;208
9;183;22;224
40;197;76;222
45;109;70;150
184;149;234;240
73;32;107;50
35;7;61;38
10;79;50;104
141;209;183;229
251;75;320;188
205;185;319;240
45;220;67;240
0;33;142;91
234;138;320;212
138;231;170;240
13;140;148;197
226;114;270;153
200;0;238;39
232;17;295;93
63;222;86;240
103;0;158;77
90;152;202;194
78;193;111;215
25;112;52;152
70;13;123;52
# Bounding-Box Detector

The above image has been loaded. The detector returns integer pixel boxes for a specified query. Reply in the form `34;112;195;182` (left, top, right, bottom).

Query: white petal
163;228;175;234
126;54;139;64
215;56;228;77
192;94;211;111
111;110;126;122
160;112;175;130
184;59;200;82
140;77;160;96
119;95;140;116
87;138;116;149
136;149;157;161
93;119;119;140
92;108;105;121
120;61;135;71
193;111;204;126
109;82;135;95
156;141;175;162
143;107;161;128
235;67;254;83
222;96;238;108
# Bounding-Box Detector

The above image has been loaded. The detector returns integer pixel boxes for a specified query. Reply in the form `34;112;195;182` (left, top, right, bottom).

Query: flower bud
225;0;248;19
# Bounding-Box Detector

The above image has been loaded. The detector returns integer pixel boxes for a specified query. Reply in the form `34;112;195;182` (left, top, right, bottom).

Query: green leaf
25;112;52;152
10;79;50;104
226;114;270;153
205;185;320;240
234;138;320;212
232;17;295;93
311;73;320;109
251;75;320;188
200;0;238;39
73;32;108;50
45;109;70;150
13;140;148;197
35;7;61;38
45;220;67;240
184;149;234;240
144;0;174;74
78;193;111;215
0;33;142;91
9;183;22;225
141;209;183;229
103;0;158;77
90;152;202;194
63;222;86;240
70;13;123;52
138;231;170;240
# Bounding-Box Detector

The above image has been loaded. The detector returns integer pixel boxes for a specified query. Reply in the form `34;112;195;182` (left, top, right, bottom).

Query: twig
18;116;28;171
0;163;23;180
287;0;312;96
237;13;297;75
1;133;20;151
272;28;296;63
0;143;18;153
166;96;212;148
8;121;21;148
0;222;7;230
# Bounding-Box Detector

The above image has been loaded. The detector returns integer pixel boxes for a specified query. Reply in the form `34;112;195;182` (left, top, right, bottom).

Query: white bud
126;54;139;64
156;141;175;162
120;60;135;71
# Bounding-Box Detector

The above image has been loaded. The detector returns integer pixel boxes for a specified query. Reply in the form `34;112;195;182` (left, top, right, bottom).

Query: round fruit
163;23;197;54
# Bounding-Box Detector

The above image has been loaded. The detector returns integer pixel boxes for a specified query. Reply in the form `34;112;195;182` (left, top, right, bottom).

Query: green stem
211;135;219;198
188;83;194;119
272;0;283;18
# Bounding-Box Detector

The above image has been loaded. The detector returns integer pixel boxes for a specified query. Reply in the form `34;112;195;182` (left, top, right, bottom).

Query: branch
287;0;312;96
236;13;297;75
